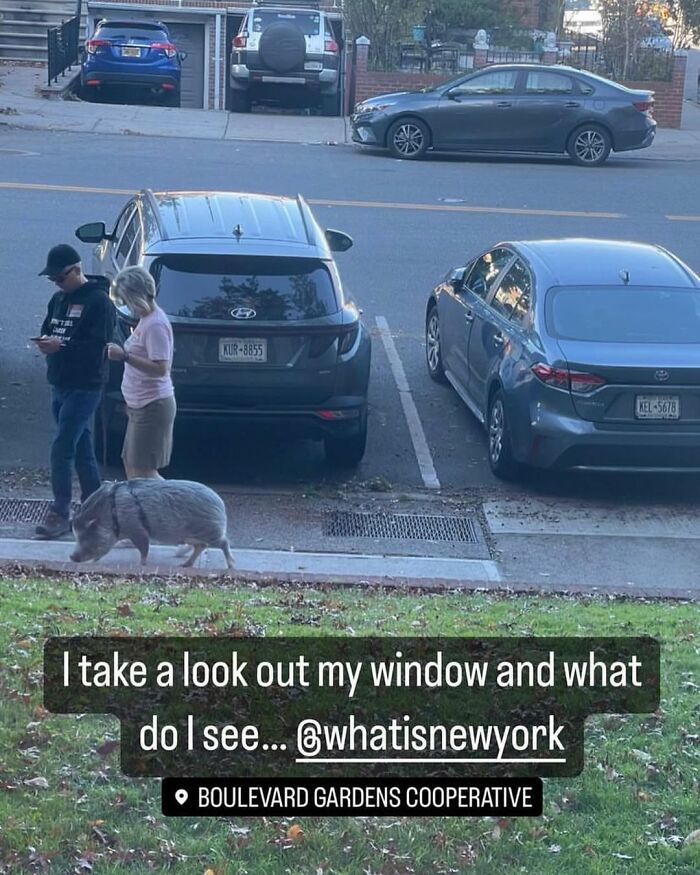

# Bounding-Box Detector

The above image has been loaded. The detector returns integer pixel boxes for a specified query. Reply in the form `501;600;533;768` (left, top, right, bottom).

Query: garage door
164;22;205;108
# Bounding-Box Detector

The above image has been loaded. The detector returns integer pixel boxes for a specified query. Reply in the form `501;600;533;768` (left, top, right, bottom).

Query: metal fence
561;30;675;81
47;1;82;86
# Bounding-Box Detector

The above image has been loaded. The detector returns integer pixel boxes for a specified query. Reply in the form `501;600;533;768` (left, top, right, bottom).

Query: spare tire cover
259;21;306;73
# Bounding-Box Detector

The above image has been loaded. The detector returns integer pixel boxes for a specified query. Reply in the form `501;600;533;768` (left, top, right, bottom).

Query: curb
1;557;698;601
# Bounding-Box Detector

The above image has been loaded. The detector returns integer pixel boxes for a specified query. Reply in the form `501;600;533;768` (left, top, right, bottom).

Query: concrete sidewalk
0;63;348;145
1;61;699;158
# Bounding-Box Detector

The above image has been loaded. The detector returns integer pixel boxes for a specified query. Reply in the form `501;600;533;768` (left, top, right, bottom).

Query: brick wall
354;49;687;129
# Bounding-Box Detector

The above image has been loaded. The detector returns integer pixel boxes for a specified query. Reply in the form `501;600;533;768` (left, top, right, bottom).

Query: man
34;244;115;539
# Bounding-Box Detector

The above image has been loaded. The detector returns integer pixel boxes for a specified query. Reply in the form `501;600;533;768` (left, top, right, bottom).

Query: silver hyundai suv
230;0;341;115
75;189;370;468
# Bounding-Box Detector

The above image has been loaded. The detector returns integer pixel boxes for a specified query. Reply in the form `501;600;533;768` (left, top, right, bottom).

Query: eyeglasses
48;265;77;283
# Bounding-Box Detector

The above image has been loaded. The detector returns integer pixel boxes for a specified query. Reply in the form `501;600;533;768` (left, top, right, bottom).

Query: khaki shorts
122;395;176;471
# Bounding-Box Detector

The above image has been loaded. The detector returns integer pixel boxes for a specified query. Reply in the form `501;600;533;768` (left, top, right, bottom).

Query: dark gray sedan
352;64;655;166
425;239;700;478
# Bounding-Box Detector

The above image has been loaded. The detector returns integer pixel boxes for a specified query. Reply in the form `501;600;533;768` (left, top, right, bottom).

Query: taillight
531;363;606;393
86;39;110;54
633;99;654;113
233;34;247;49
325;38;339;53
151;42;177;58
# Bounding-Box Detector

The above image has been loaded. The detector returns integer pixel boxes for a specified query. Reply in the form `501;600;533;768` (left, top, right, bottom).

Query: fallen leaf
116;604;132;617
23;776;49;789
287;823;304;843
96;740;119;757
32;705;50;720
611;853;634;859
685;829;700;846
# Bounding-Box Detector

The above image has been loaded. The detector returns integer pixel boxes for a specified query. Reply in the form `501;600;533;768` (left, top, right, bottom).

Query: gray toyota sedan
352;64;655;166
425;239;700;478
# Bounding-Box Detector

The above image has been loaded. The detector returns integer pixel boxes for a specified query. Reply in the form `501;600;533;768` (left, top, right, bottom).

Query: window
112;203;135;243
464;248;513;299
251;11;320;35
116;210;138;265
525;71;574;94
453;70;518;95
151;255;339;321
548;286;700;344
491;260;532;325
124;220;143;267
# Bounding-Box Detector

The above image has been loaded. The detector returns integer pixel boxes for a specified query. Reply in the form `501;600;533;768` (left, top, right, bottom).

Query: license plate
219;338;267;363
635;395;680;420
304;61;323;70
121;46;141;57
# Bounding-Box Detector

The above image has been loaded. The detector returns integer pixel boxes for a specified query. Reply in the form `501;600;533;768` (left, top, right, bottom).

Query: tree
345;0;423;68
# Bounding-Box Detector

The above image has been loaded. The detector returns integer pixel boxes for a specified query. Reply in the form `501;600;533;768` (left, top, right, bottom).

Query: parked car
81;19;186;106
75;190;370;467
230;0;341;114
424;239;700;478
351;64;656;166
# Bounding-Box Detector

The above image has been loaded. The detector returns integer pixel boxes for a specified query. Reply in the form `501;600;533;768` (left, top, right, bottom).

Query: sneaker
35;511;71;540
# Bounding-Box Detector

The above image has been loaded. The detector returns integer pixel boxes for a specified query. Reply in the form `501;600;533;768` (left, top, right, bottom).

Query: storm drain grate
0;498;53;524
324;511;480;543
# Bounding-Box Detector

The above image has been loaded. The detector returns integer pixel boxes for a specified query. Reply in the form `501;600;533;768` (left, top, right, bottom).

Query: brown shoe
35;511;71;540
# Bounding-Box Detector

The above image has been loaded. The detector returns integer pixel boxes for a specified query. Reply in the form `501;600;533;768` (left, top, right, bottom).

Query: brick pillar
352;36;370;109
540;32;558;66
667;53;687;129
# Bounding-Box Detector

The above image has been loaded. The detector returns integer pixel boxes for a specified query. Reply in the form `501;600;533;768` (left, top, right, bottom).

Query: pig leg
182;543;205;568
127;528;150;565
214;537;235;570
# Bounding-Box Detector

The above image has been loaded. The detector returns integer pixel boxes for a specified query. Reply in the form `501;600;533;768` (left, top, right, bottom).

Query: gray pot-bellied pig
70;479;235;569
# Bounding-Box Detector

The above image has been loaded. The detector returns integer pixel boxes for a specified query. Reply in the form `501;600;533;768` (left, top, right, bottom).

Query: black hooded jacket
40;275;116;390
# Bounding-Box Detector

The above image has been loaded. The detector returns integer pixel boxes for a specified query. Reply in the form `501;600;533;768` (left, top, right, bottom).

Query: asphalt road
2;127;700;504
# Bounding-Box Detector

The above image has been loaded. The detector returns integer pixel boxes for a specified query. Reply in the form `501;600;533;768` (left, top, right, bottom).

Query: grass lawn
0;573;699;874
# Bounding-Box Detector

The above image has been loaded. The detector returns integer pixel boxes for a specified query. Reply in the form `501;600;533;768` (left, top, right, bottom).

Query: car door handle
496;101;512;108
564;101;581;108
464;311;474;323
493;333;504;347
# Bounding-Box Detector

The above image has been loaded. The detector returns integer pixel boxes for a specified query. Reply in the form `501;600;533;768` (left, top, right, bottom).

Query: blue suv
81;19;185;106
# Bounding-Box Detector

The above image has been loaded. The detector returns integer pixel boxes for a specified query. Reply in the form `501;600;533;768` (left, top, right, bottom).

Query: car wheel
567;124;611;167
324;411;367;467
425;305;447;384
230;90;251;113
320;91;338;117
487;389;520;480
94;401;123;468
164;88;181;108
387;118;429;160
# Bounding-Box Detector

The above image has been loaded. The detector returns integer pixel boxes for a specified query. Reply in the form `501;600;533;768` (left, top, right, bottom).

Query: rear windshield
151;256;338;321
96;26;169;41
547;286;700;344
250;11;321;35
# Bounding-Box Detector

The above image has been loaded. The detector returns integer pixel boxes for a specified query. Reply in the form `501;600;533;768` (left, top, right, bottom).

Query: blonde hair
111;266;157;316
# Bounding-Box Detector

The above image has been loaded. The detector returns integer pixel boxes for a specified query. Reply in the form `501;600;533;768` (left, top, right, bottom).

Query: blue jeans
50;388;103;519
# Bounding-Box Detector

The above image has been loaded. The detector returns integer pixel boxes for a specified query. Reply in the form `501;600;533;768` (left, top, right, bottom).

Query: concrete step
0;1;86;61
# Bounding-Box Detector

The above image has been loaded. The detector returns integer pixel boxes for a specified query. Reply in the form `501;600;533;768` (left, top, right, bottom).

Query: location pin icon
175;788;188;805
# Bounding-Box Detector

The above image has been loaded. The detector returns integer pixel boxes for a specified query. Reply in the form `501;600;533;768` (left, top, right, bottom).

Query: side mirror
449;267;467;289
75;222;109;243
179;51;188;61
446;89;462;101
325;228;353;252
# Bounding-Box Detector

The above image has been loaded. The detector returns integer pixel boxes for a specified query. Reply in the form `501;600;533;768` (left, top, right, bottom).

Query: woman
107;266;176;479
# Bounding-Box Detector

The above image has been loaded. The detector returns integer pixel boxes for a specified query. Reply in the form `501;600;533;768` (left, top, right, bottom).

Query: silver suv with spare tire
230;0;341;115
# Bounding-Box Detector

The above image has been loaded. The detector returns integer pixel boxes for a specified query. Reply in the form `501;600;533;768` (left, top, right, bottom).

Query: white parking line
376;316;440;490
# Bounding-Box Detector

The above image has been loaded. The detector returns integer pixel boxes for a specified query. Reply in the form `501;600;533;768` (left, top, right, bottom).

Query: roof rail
253;0;322;8
295;194;316;246
142;189;168;241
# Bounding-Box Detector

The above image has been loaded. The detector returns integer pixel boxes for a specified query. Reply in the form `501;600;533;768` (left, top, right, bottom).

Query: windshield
250;11;321;35
150;255;339;322
547;286;700;344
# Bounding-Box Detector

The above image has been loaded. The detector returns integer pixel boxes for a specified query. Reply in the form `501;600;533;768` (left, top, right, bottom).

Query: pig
70;479;235;569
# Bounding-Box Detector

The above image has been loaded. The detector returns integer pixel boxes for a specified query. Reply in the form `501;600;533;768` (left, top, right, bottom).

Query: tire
387;118;430;160
487;389;521;481
567;124;611;167
93;401;123;468
259;22;305;73
163;88;181;108
230;89;251;113
324;411;368;467
425;305;447;384
320;91;338;117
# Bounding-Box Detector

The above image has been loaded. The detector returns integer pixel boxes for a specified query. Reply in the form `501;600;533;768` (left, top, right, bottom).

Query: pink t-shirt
122;306;174;409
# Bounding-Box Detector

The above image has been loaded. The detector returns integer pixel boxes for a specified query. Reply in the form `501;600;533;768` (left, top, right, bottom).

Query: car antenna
232;224;243;240
619;269;630;284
